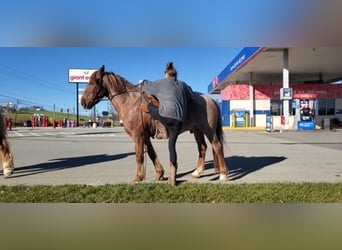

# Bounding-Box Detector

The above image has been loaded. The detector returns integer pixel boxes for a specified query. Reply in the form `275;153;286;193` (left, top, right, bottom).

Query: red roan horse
0;112;14;177
81;65;228;185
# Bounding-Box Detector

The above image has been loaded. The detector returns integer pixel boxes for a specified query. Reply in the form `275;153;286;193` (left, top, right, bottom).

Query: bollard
7;118;12;131
34;117;38;127
43;116;48;127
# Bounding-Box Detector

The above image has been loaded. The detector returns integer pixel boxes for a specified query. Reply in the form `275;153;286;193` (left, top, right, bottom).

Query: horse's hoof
3;169;13;178
191;169;201;178
133;176;143;182
219;174;228;181
156;176;167;181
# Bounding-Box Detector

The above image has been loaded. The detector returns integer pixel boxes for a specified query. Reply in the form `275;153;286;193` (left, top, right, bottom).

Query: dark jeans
148;103;182;166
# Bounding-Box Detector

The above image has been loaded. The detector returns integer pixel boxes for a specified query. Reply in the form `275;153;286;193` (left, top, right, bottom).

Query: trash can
323;118;330;130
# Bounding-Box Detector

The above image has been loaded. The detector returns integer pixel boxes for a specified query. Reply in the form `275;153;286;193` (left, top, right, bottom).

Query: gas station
208;47;342;130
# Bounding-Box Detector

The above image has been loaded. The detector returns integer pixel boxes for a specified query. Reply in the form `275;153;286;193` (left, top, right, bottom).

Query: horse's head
81;65;108;109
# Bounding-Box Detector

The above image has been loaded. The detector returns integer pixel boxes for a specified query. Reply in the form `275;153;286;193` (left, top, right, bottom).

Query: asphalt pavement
1;126;342;185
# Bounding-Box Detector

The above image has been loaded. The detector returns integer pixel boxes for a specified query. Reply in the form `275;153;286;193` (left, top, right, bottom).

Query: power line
0;63;69;94
0;63;76;110
0;94;48;108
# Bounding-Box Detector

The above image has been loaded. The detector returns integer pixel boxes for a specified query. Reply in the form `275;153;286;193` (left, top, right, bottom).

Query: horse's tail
0;112;15;176
0;112;12;155
213;99;225;148
0;112;9;153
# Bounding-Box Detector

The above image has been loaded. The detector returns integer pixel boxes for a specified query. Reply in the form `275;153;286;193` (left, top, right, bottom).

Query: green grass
1;182;342;203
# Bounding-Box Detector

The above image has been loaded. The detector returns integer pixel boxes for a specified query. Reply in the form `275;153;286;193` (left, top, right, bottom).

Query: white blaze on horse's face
81;67;107;109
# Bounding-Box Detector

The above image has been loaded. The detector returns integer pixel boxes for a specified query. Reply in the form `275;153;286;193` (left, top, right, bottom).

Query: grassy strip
1;183;342;203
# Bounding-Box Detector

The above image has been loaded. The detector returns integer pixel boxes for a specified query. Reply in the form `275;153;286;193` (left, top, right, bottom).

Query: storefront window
327;99;335;115
271;100;281;115
318;99;335;115
270;100;294;115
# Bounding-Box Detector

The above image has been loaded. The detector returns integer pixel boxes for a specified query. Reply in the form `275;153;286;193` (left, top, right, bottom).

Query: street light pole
76;82;79;127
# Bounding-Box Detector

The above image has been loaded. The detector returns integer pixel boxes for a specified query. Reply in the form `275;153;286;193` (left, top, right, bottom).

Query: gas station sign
280;88;293;100
293;93;317;99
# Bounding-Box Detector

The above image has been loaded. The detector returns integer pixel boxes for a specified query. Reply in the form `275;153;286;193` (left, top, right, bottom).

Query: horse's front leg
133;137;146;182
144;138;165;181
191;128;207;178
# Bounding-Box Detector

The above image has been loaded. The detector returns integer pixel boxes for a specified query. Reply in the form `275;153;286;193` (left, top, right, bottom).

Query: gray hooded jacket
141;76;194;121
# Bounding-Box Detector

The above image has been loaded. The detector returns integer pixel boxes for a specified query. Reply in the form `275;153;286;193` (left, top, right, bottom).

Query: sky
0;47;242;116
0;0;317;46
1;0;341;116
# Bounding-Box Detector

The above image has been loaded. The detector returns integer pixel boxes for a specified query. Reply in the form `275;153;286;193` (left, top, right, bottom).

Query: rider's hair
164;62;177;80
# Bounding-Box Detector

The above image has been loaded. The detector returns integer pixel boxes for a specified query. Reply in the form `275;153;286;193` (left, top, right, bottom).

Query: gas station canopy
208;47;342;94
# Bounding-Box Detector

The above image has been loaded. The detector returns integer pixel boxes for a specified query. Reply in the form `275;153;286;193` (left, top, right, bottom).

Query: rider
139;61;194;185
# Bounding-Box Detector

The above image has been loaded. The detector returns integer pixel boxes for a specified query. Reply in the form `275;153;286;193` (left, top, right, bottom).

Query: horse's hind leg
144;138;165;181
1;139;14;178
212;147;219;173
191;128;207;178
211;136;228;181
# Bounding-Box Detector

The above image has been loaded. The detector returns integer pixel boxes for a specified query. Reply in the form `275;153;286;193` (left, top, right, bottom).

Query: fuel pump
293;93;316;130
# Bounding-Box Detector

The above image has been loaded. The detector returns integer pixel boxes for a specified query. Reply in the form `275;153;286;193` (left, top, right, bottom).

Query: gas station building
208;47;342;130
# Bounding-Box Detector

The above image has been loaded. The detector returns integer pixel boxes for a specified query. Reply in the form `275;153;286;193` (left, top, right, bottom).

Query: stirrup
154;120;168;139
140;103;149;113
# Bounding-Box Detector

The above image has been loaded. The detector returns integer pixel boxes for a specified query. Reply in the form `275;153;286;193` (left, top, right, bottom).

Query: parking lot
1;127;342;185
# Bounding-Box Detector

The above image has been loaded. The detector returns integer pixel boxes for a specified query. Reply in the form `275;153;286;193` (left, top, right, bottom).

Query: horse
0;112;14;177
81;65;228;185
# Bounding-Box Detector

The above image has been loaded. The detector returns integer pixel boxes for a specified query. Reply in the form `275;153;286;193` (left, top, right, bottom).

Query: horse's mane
103;71;136;94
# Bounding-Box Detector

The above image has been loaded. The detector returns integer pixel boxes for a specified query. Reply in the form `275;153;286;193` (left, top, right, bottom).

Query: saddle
141;91;160;107
140;91;168;139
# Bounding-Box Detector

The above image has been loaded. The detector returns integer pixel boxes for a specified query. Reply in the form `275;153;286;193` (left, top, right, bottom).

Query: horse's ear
99;65;105;74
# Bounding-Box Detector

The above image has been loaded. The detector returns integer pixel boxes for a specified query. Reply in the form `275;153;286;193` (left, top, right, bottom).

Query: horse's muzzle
80;97;91;109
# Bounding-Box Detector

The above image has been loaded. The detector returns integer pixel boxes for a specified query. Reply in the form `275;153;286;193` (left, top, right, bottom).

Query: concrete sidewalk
1;127;342;185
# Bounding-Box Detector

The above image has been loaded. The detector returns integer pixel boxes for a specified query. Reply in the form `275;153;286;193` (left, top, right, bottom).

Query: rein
104;73;157;105
108;84;141;101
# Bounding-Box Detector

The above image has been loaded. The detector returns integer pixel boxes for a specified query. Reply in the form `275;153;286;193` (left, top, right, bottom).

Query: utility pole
53;104;55;123
14;99;20;127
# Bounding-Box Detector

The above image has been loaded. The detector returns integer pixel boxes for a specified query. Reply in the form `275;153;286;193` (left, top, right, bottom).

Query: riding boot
140;103;149;113
169;162;178;186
